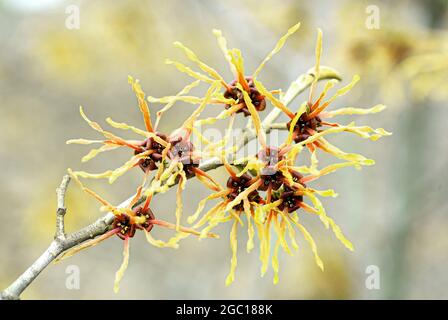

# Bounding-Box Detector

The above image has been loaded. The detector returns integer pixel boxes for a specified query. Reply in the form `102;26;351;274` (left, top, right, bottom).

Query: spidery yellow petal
114;237;130;293
253;22;301;79
225;220;238;286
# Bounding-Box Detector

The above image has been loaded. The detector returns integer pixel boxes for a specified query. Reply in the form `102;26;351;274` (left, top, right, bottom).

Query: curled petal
188;190;229;224
280;66;341;109
271;239;281;285
70;170;113;180
326;216;354;251
308;146;319;175
106;118;169;147
254;79;295;119
225;220;238;286
198;209;228;239
253;22;301;79
193;168;222;192
174;41;226;86
326;75;360;104
338;124;392;141
78;107;140;151
108;151;151;184
197;114;236;157
229;49;249;90
309;188;338;198
235;156;263;177
160;157;180;184
175;174;185;231
256;222;266;276
308;29;323;103
66;138;104;145
128;76;153;133
288;122;353;149
273;214;292;256
165;59;215;83
155;80;201;129
303;191;353;251
144;229;179;249
300;161;372;184
286;102;307;146
314;138;374;165
68;169;117;212
238;83;266;147
151;219;219;238
148;95;203;104
311;79;338;111
182;81;221;130
195;102;243;126
114;237;130;293
154;144;172;181
279;212;299;251
106;118;149;138
247;217;255;254
260;218;272;277
164;233;190;248
321;104;386;118
79;106;103;132
308;75;360;118
55;228;119;263
212;29;236;75
81;144;120;163
225;179;262;212
253;200;282;224
243;199;255;253
302;190;330;228
290;217;324;271
193;202;227;230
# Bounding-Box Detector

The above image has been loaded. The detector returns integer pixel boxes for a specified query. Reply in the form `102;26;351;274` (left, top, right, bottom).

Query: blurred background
0;0;447;299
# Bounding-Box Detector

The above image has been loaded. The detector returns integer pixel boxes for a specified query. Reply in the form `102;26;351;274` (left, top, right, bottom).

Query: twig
55;175;71;241
1;176;73;300
0;69;340;300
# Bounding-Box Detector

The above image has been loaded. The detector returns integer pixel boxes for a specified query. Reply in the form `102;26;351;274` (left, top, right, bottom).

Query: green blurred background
0;0;447;299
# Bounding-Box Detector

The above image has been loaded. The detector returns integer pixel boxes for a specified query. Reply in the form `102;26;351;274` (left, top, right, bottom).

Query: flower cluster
65;23;390;291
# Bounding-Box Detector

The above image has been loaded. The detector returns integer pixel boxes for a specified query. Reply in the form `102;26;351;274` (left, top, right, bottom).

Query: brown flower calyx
226;173;262;210
276;188;304;213
271;170;306;213
259;168;305;192
113;206;156;240
134;206;156;233
286;112;322;143
257;146;284;174
113;214;137;240
168;136;199;177
288;169;305;186
135;133;168;172
223;76;266;117
259;171;284;192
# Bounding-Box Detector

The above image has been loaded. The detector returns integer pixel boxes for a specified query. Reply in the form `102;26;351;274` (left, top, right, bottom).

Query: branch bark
0;68;339;300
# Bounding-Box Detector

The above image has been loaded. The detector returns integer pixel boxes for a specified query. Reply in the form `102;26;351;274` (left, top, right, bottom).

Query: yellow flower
188;141;355;285
57;169;217;293
65;22;391;290
68;78;224;231
149;22;302;148
253;30;391;165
